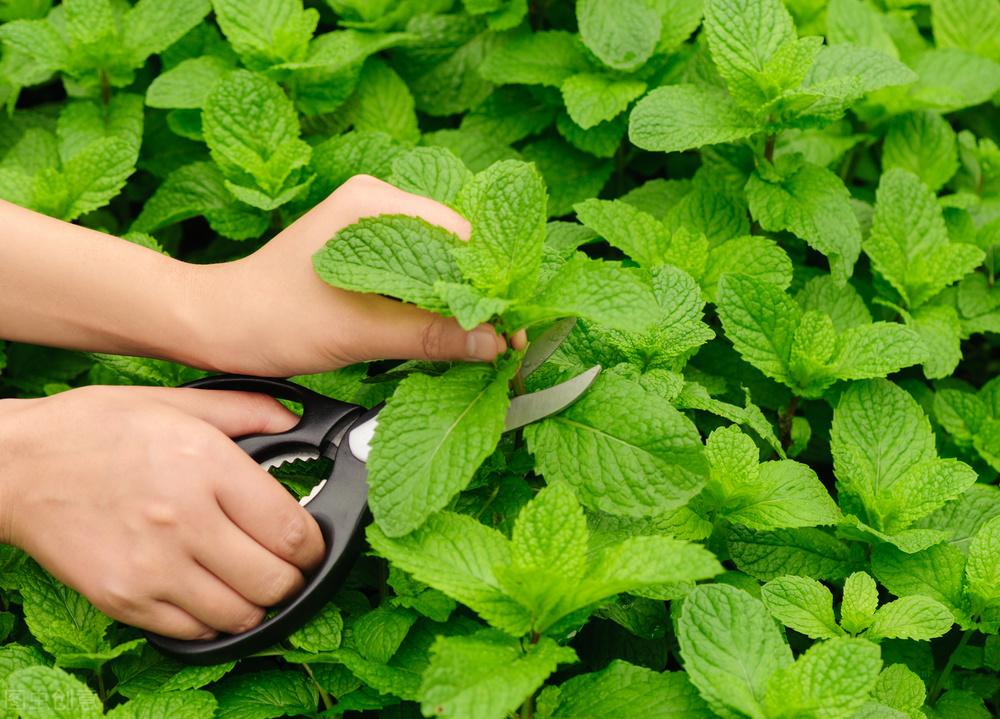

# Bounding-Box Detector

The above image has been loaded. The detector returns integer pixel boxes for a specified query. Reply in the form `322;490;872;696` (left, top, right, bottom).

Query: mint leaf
966;516;1000;615
703;235;793;302
480;31;590;87
932;0;1000;61
105;690;218;719
346;58;420;144
871;543;969;623
746;156;861;284
728;526;864;582
388;146;472;206
454;160;546;298
525;370;708;517
882;111;958;192
841;571;880;634
540;661;710;718
576;0;661;72
124;0;211;66
703;0;796;109
202;69;313;208
435;282;510;330
561;74;646;130
864;596;954;641
368;360;516;537
573;198;671;267
872;664;927;718
831;321;927;380
866;169;984;308
760;575;844;639
419;630;576;719
678;584;793;719
146;56;233;109
628;85;758;154
763;637;882;718
287;604;342;654
5;665;102;719
313;215;464;313
717;273;800;384
212;0;317;70
367;513;532;635
796;275;872;332
212;670;316;719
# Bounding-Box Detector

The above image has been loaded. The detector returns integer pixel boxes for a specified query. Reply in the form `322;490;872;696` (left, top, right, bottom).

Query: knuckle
94;580;142;619
420;316;449;359
279;511;310;558
259;566;303;606
230;606;265;634
141;500;182;529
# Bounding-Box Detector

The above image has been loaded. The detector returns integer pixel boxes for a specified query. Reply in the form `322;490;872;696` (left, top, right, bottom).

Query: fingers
192;509;305;608
134;600;218;641
344;295;508;362
162;562;265;635
212;443;326;571
127;387;299;438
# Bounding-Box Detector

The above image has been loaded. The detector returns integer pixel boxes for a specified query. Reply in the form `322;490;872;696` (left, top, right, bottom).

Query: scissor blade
503;364;600;432
346;365;601;463
519;317;577;379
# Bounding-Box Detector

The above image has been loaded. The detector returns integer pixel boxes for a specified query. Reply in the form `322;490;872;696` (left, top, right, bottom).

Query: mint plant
1;0;1000;717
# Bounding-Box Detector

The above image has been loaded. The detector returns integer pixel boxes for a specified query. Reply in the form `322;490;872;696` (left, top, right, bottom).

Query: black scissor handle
145;376;376;664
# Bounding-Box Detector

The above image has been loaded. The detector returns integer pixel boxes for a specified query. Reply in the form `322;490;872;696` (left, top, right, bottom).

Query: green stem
763;134;776;163
519;691;535;719
928;629;973;703
303;663;334;713
96;666;108;710
779;395;799;451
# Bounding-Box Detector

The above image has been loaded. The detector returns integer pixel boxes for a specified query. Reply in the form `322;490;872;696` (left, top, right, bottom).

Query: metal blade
260;450;321;472
503;364;600;432
519;317;577;379
346;365;601;463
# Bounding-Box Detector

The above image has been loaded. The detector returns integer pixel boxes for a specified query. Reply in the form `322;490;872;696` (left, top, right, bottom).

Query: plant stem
779;395;799;451
763;134;775;163
96;666;108;710
519;691;535;719
302;663;334;712
928;629;973;703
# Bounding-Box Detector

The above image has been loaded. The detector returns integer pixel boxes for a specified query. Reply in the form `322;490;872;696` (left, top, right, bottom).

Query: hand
187;175;526;376
0;386;323;640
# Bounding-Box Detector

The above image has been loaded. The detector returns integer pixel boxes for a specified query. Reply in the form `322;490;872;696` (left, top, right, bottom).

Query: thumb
350;295;507;363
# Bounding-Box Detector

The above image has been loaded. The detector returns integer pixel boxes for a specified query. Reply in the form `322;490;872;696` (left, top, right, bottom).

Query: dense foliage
0;0;999;717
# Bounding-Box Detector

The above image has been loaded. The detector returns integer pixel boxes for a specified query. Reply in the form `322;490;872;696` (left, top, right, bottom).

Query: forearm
0;201;211;365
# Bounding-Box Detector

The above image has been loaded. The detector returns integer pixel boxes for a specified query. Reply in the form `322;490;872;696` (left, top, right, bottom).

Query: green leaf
703;0;796;109
513;256;663;332
795;275;872;332
841;571;879;634
703;235;793;301
716;273;800;384
728;526;863;582
388;146;472;206
866;169;984;308
435;282;510;330
878;458;978;535
746;157;861;284
830;321;927;380
105;690;218;719
763;638;882;719
870;543;968;623
212;0;318;70
313;215;464;313
520;136;613;216
480;30;590;87
761;575;844;639
346;58;420;144
864;596;954;641
288;603;343;653
966;516;1000;614
5;666;102;719
525;370;708;517
906;304;962;380
882;111;958;193
541;661;710;718
212;670;316;719
368;361;517;537
573;198;671;267
677;584;793;719
628;84;758;154
124;0;211;66
454;160;546;298
419;630;576;719
872;664;927;717
932;0;1000;62
202;69;312;203
576;0;661;72
367;513;532;635
146;56;233;109
561;73;647;129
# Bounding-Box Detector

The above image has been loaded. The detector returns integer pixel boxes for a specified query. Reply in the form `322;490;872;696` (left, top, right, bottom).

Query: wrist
0;398;32;547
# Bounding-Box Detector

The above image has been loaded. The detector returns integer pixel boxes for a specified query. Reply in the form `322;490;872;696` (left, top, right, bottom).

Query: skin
0;175;525;640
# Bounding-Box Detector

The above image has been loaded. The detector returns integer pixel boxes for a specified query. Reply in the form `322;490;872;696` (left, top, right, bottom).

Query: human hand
186;175;526;376
0;386;323;640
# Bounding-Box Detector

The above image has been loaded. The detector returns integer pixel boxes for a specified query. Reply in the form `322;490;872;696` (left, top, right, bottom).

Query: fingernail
466;328;499;361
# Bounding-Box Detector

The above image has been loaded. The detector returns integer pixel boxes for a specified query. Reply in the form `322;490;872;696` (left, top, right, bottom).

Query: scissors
146;319;598;664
